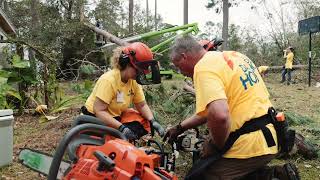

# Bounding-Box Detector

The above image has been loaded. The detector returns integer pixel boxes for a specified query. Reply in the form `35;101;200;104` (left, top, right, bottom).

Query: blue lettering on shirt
239;57;259;90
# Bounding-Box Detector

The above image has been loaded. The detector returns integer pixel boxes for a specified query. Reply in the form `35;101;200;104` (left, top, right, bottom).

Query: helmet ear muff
119;52;131;70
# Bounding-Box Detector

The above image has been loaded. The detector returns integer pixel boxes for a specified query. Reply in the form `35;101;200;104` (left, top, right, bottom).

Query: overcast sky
140;0;260;28
88;0;298;37
137;0;298;36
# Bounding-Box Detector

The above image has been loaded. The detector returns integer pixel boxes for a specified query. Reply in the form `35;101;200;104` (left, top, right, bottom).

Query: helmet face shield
135;60;161;85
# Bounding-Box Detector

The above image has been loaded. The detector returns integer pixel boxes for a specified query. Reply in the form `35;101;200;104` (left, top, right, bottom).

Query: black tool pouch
268;108;295;154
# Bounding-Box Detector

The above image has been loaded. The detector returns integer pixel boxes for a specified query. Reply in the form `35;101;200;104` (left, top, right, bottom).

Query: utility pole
154;0;157;30
183;0;188;25
129;0;134;34
146;0;149;29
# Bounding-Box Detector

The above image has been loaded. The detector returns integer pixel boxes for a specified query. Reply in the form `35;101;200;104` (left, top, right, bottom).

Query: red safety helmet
120;42;161;85
199;39;215;51
122;42;154;67
199;38;224;51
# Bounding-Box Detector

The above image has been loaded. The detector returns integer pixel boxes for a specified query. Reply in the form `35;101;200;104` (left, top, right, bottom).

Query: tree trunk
154;0;157;30
79;1;84;22
146;0;149;29
0;0;8;12
16;44;25;114
30;0;41;29
43;62;49;108
184;0;188;25
222;0;229;50
129;0;134;34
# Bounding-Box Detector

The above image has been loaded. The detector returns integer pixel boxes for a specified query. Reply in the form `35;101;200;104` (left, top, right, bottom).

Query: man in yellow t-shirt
281;47;294;85
164;35;298;180
258;65;269;77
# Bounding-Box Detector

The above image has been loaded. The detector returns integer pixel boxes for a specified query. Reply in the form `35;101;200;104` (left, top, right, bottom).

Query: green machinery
99;23;199;79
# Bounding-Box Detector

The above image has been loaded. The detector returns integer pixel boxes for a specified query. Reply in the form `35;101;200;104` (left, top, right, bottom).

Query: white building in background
0;7;16;69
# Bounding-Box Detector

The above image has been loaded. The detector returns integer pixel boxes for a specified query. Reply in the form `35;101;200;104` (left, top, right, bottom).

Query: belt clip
268;107;277;123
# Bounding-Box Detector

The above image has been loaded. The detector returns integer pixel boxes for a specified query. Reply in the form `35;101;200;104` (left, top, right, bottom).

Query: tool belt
185;107;295;180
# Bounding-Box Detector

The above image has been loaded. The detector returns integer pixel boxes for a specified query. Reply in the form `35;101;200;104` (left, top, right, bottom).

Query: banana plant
0;54;38;110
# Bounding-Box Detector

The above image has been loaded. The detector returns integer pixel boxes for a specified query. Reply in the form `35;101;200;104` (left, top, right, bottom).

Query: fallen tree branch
268;64;320;71
0;39;55;63
83;22;128;46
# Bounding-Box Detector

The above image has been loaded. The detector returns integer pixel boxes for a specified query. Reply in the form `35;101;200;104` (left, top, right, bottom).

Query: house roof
0;7;16;36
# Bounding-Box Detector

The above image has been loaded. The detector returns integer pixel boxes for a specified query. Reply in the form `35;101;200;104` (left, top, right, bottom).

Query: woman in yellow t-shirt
281;47;294;85
81;42;164;140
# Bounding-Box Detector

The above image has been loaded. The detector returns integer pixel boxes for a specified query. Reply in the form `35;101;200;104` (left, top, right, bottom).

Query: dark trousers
281;68;292;84
203;154;276;180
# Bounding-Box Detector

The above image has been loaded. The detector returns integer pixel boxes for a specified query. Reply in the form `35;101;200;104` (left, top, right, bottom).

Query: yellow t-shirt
258;66;269;74
285;52;294;69
85;69;145;117
194;51;278;159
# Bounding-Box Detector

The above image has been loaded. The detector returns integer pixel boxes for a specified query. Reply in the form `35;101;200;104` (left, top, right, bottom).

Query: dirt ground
0;71;320;180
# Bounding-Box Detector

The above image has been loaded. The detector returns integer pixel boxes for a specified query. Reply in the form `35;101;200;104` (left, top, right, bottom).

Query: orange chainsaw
19;117;178;180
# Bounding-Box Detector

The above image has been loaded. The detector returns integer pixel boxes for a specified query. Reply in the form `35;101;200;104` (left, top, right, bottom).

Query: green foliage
228;24;241;51
198;21;223;40
80;64;96;75
50;95;83;114
12;54;30;68
285;111;314;126
0;54;38;109
144;85;166;105
163;92;195;119
71;80;94;100
0;78;20;109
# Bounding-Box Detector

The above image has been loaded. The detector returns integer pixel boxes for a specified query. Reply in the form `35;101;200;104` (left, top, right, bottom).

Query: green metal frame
100;23;199;54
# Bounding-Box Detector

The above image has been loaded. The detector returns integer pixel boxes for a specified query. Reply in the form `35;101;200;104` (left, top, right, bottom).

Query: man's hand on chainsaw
119;125;138;140
151;119;165;137
163;123;185;144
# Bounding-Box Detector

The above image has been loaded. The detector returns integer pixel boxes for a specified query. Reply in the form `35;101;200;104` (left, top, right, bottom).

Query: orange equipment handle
276;112;285;122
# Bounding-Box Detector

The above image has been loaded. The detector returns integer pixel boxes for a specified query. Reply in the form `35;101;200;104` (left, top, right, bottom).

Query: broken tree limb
0;39;55;63
83;22;128;46
267;64;320;71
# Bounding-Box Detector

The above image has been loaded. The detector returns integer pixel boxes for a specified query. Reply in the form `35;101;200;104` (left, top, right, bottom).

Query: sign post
298;16;320;87
308;32;312;87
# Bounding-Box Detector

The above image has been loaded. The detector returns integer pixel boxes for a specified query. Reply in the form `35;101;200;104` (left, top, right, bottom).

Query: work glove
151;119;165;137
119;125;138;140
163;123;185;144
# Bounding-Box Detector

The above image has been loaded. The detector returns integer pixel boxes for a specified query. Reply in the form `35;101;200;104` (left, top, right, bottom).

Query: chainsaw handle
48;124;127;180
94;151;115;172
71;115;106;127
147;139;164;154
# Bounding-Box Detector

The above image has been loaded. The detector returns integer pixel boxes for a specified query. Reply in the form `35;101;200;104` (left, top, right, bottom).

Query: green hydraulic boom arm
99;23;199;54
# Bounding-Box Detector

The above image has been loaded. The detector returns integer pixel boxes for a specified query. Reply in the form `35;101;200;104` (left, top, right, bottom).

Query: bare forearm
206;100;231;149
135;101;154;121
95;111;122;129
93;97;122;129
208;117;230;149
180;114;206;130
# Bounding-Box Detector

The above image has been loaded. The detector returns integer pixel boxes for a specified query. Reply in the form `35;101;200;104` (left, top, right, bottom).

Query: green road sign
298;16;320;35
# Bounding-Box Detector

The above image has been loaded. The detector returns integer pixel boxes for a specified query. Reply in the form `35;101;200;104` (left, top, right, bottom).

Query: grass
1;71;320;179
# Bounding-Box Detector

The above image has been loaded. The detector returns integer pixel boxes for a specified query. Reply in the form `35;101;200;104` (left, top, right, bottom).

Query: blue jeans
281;68;292;84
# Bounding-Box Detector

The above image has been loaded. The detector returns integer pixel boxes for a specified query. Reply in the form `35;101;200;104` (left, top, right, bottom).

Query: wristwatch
176;122;185;134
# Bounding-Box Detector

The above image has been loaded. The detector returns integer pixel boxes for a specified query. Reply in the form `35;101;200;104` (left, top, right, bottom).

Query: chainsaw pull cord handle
48;124;127;180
